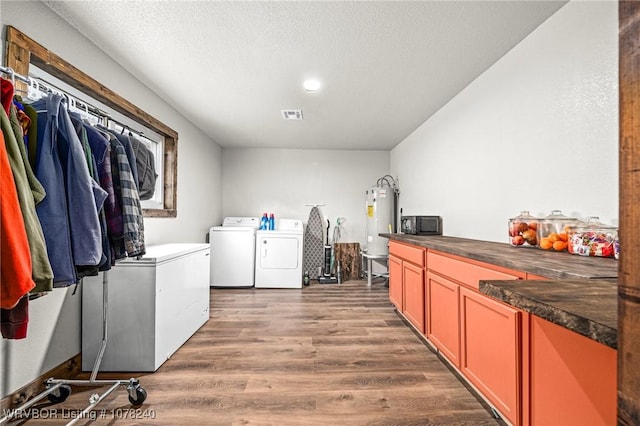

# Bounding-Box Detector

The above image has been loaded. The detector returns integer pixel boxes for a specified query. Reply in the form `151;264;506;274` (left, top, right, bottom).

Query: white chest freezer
82;243;210;372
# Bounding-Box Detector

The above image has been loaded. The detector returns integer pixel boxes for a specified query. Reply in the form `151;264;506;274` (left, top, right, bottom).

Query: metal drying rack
0;273;147;425
0;66;147;426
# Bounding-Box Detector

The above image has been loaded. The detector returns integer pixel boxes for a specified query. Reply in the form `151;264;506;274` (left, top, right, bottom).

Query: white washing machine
210;217;259;287
255;219;304;289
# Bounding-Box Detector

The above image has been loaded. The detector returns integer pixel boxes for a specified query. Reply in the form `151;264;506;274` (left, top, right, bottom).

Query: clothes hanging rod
1;65;108;118
0;65;30;84
1;65;148;138
107;121;146;139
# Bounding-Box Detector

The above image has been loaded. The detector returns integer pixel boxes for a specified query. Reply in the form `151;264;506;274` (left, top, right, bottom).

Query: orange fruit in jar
552;240;568;251
548;233;560;243
539;238;553;250
558;232;568;242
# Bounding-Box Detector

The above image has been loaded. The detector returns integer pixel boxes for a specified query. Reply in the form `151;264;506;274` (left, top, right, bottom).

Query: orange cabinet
460;286;522;426
426;271;460;367
388;254;403;311
403;261;425;333
427;250;523;425
525;315;616;426
388;242;616;426
427;250;524;289
388;241;426;333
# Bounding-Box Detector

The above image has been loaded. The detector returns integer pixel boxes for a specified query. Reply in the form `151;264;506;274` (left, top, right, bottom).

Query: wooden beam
5;26;176;140
4;32;30;94
4;25;178;217
618;2;640;424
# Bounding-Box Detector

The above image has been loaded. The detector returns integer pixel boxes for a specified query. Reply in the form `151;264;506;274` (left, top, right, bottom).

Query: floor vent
281;110;303;120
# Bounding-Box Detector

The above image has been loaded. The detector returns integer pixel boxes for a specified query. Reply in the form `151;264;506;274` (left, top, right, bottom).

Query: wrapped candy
567;217;617;258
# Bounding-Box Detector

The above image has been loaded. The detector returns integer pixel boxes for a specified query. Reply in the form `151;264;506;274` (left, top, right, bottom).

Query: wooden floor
15;280;501;425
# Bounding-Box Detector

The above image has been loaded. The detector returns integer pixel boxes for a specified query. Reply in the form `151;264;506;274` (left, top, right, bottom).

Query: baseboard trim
0;353;81;410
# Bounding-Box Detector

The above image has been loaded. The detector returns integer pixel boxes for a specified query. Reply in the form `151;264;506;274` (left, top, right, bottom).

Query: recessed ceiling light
303;79;321;93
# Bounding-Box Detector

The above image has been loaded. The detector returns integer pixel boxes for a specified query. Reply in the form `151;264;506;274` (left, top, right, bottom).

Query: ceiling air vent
281;109;303;120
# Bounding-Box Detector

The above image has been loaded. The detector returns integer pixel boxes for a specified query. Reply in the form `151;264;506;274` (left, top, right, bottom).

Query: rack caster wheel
128;386;147;406
47;384;72;404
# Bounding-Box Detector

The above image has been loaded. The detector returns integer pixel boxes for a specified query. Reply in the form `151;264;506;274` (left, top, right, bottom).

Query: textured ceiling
44;1;566;150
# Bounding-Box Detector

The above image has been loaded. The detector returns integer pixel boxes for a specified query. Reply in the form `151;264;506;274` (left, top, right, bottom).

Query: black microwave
401;216;442;235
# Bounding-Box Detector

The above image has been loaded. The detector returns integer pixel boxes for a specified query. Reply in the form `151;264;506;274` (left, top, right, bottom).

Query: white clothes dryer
210;217;259;287
255;219;304;289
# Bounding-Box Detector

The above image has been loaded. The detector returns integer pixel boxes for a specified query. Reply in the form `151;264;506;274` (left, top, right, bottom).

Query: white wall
1;1;222;398
391;1;618;243
222;148;390;246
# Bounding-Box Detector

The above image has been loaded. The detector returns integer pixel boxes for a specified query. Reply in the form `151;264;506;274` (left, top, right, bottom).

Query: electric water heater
365;186;393;256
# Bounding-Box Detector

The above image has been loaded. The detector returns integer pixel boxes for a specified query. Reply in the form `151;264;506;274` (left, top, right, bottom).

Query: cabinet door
460;287;521;426
403;261;425;333
388;254;403;311
528;316;616;426
426;271;460;367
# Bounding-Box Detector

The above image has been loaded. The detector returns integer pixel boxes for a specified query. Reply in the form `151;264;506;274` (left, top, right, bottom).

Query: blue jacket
32;95;106;286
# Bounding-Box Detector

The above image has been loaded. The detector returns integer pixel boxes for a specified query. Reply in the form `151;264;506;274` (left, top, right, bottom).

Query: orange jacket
0;129;35;309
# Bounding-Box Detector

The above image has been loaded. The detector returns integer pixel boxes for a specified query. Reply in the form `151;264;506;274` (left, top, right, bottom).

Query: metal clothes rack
0;66;147;425
0;65;146;136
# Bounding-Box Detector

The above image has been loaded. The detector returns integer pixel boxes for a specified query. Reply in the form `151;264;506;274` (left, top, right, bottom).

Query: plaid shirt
109;134;145;260
85;126;123;263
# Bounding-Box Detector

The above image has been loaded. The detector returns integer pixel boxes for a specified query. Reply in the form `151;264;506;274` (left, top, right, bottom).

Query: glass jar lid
574;216;617;231
510;210;538;221
542;209;577;222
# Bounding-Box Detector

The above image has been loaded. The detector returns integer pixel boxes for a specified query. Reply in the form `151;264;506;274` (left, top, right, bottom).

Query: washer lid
222;217;260;227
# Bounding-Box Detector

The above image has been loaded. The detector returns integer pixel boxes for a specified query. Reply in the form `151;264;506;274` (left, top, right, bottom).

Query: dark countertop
380;234;618;280
380;233;619;348
480;279;617;349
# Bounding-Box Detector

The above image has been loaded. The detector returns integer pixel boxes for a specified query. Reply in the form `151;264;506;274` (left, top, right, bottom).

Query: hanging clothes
1;71;148;339
72;115;111;274
1;78;53;340
70;114;111;271
0;79;53;294
102;131;145;259
97;126;137;184
13;98;31;143
29;95;75;285
31;93;107;286
99;127;157;200
1;78;13;113
0;129;35;310
83;123;123;265
1;297;29;340
131;137;157;200
23;102;38;169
